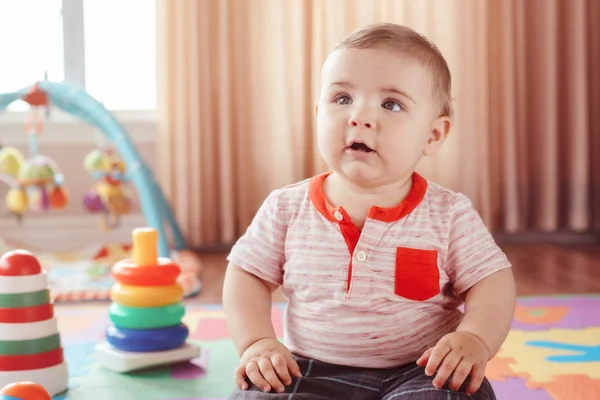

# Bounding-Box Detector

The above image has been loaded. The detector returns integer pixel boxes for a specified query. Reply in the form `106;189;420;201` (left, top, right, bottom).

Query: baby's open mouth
348;142;375;152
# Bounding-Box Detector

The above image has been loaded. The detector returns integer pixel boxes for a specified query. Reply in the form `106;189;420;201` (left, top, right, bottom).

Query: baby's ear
424;116;451;156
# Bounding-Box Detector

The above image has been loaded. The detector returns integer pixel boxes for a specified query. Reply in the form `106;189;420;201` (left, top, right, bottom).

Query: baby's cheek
383;143;422;165
317;131;345;160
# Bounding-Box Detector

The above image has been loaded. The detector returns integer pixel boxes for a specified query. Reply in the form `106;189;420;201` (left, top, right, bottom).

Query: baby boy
223;22;516;400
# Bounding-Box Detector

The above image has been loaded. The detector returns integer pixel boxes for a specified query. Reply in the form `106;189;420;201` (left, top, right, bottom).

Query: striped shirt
227;172;511;368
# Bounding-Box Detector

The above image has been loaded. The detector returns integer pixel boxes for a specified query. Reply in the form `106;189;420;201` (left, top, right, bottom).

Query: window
0;0;64;98
84;0;156;111
0;0;156;112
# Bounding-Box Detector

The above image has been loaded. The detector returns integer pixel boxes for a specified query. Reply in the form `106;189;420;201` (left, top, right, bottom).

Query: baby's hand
235;337;302;393
416;331;489;395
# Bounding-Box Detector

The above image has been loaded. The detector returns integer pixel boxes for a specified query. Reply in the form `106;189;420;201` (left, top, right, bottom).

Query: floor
194;243;600;304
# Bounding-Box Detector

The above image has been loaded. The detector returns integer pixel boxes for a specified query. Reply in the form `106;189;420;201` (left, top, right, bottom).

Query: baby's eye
335;95;352;105
382;100;402;112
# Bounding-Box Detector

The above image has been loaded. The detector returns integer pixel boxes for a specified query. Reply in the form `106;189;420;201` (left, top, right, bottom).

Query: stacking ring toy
0;289;50;308
0;317;58;341
0;333;61;356
0;381;51;400
0;250;43;276
0;363;67;398
0;271;48;294
106;324;189;352
110;283;183;307
0;347;64;371
131;227;159;266
108;302;185;330
111;259;180;286
0;303;54;323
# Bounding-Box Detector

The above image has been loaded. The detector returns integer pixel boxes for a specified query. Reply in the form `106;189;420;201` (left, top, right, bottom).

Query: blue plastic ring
106;324;189;352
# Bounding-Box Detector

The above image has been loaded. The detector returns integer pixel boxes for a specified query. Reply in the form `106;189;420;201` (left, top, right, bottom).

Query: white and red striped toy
0;250;68;397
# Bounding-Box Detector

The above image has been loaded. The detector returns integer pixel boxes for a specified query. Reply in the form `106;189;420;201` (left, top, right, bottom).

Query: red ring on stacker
111;258;181;286
0;303;54;323
0;347;63;371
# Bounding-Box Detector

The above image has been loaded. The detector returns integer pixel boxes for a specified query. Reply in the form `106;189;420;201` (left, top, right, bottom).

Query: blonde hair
333;23;453;118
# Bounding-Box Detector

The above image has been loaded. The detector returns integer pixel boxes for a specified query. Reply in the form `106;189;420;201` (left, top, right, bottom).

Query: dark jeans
228;354;496;399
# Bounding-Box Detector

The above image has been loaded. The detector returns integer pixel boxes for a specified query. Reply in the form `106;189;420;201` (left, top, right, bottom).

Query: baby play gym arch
0;80;186;257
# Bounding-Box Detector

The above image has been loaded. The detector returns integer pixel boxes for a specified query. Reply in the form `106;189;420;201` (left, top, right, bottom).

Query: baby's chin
337;163;387;187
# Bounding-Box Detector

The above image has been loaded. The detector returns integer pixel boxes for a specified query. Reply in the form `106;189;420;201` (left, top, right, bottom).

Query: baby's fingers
285;352;303;378
466;364;485;396
246;360;271;392
234;364;248;390
416;347;433;367
449;359;472;391
424;342;452;376
271;353;292;386
432;353;461;389
258;356;285;393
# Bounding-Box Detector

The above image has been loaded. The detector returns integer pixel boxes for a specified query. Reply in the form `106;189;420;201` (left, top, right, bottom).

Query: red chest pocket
394;247;440;301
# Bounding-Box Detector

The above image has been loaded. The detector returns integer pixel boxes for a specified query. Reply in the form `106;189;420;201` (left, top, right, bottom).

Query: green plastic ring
109;302;185;330
0;289;50;308
0;333;61;355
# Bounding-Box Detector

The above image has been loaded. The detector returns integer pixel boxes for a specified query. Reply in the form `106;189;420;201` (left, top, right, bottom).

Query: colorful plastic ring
0;333;61;356
0;303;54;323
0;362;68;397
0;272;48;294
0;347;64;371
111;258;180;286
109;302;185;330
106;324;189;352
0;318;58;341
110;283;183;307
0;289;49;308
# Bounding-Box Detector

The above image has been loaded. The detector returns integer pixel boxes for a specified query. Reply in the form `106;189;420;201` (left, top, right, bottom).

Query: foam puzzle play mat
2;294;584;399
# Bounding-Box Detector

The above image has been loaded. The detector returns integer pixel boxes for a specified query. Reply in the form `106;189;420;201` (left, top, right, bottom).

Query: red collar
308;172;427;222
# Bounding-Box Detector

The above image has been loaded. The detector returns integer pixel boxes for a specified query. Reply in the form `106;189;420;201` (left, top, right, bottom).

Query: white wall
0;110;158;252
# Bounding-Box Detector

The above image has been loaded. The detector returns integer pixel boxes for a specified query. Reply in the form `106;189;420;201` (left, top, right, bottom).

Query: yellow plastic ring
110;283;183;307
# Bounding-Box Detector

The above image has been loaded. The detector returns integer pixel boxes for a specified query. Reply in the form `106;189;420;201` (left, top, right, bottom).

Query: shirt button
356;251;367;261
333;210;343;221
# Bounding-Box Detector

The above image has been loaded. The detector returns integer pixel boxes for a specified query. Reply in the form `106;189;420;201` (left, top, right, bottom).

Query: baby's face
316;47;443;188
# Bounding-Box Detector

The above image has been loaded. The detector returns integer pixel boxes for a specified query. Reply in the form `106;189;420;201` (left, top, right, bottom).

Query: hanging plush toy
0;144;23;178
0;146;22;213
83;147;133;230
0;147;68;217
0;84;68;218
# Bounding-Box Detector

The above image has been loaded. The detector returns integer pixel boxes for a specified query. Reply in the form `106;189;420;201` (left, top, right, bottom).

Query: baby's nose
348;116;375;129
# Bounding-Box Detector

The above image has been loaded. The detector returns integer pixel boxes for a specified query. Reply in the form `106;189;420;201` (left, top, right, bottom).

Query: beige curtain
157;0;600;248
487;0;600;233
